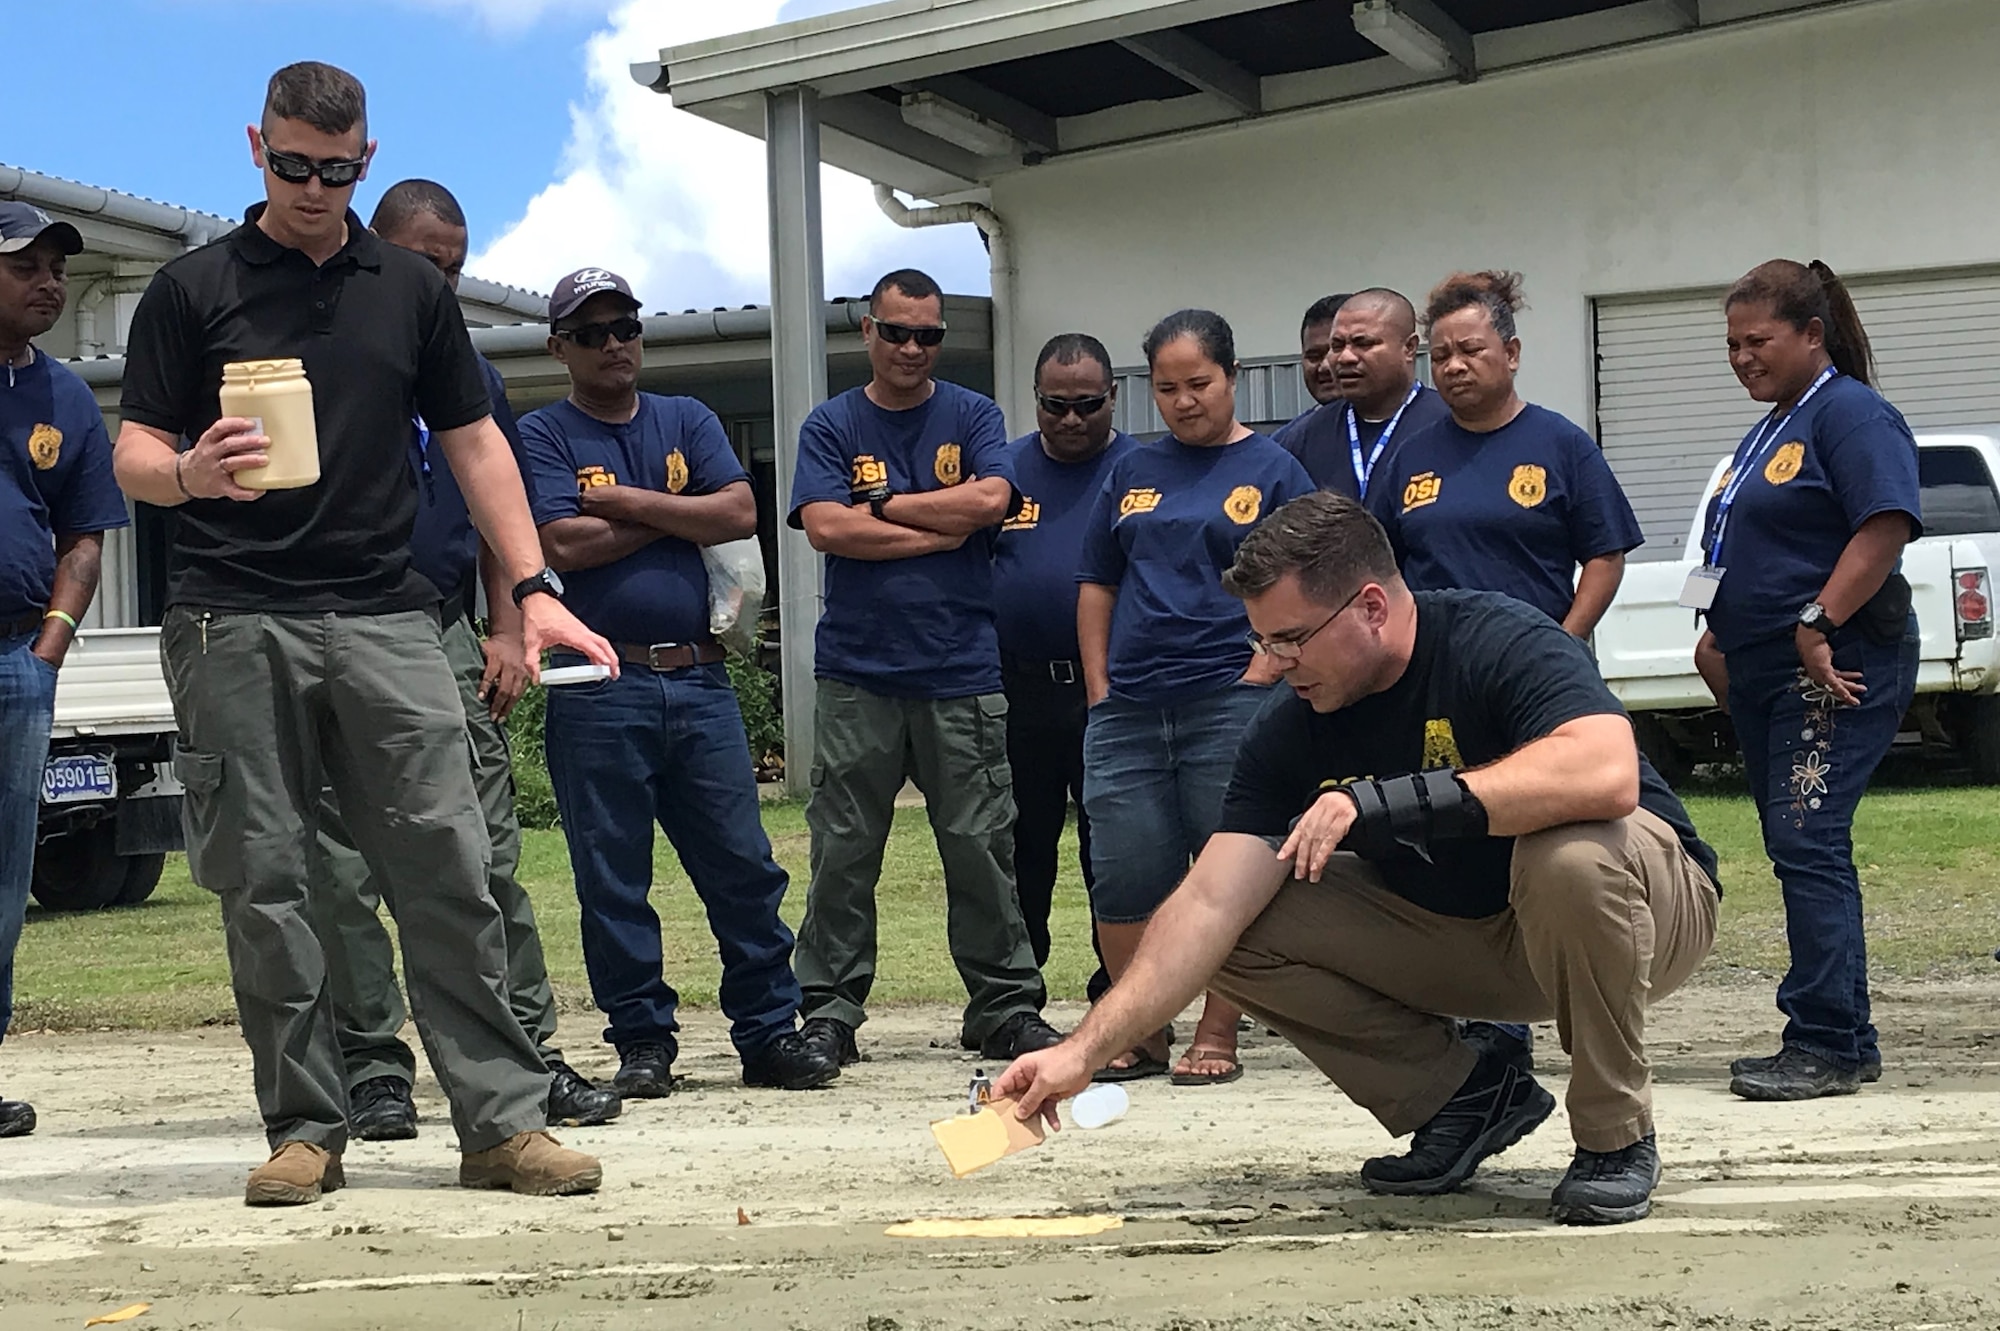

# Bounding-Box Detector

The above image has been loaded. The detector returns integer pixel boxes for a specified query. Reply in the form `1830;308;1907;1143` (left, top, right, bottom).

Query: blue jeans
1726;621;1918;1069
1081;682;1273;923
545;660;801;1063
0;634;57;1047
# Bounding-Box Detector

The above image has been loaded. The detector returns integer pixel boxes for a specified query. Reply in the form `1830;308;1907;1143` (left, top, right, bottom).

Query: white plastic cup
1070;1082;1129;1130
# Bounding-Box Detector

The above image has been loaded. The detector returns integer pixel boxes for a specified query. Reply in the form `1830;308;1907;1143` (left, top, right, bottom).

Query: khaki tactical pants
1210;810;1718;1152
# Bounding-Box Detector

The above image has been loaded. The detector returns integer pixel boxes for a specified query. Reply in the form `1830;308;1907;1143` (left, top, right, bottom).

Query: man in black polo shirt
113;62;616;1207
996;493;1720;1225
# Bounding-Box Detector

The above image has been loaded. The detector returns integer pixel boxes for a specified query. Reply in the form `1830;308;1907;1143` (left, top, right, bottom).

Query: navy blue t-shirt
522;394;747;645
1280;385;1453;499
1368;404;1642;625
1078;432;1314;706
992;430;1138;665
788;381;1014;699
1702;374;1922;653
0;352;130;621
408;354;524;606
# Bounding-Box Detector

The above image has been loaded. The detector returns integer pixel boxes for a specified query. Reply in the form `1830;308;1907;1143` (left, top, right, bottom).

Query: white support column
766;87;828;799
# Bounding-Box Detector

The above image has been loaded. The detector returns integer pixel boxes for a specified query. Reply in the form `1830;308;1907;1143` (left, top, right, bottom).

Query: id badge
1679;565;1723;611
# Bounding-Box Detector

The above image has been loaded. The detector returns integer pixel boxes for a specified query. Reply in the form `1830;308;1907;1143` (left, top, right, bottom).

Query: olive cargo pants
163;607;549;1154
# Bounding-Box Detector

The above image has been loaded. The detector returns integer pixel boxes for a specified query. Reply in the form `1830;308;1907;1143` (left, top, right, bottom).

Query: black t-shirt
120;204;490;613
1218;590;1719;918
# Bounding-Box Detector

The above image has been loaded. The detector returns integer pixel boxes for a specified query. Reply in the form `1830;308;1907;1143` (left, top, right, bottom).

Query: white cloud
468;0;990;308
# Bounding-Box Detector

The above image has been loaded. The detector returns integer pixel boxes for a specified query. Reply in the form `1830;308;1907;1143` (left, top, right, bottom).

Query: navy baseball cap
548;267;640;325
0;201;84;256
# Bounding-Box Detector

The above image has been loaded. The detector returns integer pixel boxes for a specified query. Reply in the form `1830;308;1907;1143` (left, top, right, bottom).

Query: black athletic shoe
743;1031;841;1090
799;1016;862;1068
1359;1058;1556;1196
1460;1020;1536;1076
546;1061;622;1126
978;1012;1064;1062
1728;1046;1860;1101
347;1076;418;1142
612;1042;677;1099
1552;1133;1662;1225
0;1097;36;1138
1730;1048;1881;1085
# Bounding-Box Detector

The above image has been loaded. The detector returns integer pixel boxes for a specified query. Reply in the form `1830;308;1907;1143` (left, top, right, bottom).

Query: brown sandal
1169;1046;1243;1086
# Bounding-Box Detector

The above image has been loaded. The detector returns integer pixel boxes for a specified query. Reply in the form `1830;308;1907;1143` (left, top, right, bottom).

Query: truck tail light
1955;568;1992;641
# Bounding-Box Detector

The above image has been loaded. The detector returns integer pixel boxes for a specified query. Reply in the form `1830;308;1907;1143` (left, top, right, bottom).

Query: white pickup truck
36;628;181;911
1597;432;2000;783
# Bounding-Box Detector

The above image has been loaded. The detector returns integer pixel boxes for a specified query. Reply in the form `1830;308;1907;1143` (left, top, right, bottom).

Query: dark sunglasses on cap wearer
1037;393;1110;419
872;320;947;348
263;148;368;189
556;316;645;350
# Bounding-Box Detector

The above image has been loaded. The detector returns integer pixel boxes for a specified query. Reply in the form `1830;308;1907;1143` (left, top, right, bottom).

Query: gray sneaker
1552;1133;1661;1225
1729;1046;1861;1101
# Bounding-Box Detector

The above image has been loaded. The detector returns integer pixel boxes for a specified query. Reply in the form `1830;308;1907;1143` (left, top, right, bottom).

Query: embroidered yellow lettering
1402;471;1442;513
1118;487;1163;519
1003;497;1042;531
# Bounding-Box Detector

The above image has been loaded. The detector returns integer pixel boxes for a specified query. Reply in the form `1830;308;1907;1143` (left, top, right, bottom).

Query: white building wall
992;0;2000;432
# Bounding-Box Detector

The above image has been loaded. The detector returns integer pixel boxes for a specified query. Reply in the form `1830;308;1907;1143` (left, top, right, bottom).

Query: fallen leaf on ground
737;1207;751;1225
85;1304;151;1327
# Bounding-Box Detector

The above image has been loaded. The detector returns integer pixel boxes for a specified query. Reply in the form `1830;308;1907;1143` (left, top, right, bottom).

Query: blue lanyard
413;416;435;500
1348;383;1423;498
1707;366;1836;566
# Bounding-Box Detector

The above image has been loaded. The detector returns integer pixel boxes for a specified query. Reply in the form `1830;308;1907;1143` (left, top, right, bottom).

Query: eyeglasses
1037;393;1110;419
263;148;368;189
1246;584;1367;659
556;317;645;350
872;320;947;348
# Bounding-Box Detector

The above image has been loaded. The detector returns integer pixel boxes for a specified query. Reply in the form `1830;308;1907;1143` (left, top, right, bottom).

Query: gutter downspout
75;275;155;358
871;183;1018;432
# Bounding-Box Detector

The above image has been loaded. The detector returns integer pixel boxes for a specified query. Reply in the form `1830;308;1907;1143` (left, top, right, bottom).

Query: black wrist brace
1342;770;1489;863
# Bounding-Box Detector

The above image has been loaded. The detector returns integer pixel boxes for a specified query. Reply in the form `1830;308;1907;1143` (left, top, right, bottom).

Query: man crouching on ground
995;492;1720;1224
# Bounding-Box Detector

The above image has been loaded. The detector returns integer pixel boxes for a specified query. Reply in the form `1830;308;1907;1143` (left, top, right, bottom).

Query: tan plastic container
218;359;320;490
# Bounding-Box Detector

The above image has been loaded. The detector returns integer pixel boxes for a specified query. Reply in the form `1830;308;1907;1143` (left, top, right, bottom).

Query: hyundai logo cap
0;202;84;256
549;266;641;325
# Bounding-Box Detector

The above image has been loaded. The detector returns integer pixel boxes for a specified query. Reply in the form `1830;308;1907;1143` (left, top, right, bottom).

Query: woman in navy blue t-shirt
1369;271;1642;635
1693;260;1920;1103
1077;309;1314;1085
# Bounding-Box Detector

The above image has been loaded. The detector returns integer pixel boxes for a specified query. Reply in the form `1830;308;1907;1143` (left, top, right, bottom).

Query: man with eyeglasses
991;334;1133;995
520;267;836;1098
995;493;1719;1226
113;61;615;1206
306;183;622;1145
788;267;1060;1069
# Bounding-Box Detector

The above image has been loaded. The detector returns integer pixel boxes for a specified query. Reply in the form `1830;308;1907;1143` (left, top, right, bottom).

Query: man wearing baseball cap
0;201;131;1138
520;267;835;1097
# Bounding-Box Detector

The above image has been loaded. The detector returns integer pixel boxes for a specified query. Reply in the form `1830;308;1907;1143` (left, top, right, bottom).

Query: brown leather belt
610;640;727;672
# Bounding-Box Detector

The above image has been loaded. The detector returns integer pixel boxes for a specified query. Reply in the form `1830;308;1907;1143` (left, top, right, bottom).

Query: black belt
1;612;44;639
1003;654;1082;686
436;588;473;628
609;640;727;672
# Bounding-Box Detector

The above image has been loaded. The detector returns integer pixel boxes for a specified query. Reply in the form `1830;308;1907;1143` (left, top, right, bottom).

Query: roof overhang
648;0;1876;198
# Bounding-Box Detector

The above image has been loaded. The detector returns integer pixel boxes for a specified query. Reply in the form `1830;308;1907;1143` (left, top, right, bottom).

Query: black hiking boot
347;1076;418;1142
1730;1047;1879;1085
743;1031;842;1090
798;1016;862;1068
978;1012;1064;1061
1359;1057;1555;1196
546;1060;622;1126
0;1096;35;1138
1460;1020;1535;1076
612;1042;677;1099
1551;1133;1662;1225
1728;1046;1861;1101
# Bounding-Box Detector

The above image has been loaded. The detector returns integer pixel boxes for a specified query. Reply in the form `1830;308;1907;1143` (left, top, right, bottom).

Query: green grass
12;787;1999;1032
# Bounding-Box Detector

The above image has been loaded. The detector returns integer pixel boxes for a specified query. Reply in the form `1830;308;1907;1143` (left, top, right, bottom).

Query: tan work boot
245;1140;345;1207
460;1130;602;1196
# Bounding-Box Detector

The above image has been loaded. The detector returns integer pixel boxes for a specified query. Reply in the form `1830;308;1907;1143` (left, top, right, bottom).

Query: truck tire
1963;695;2000;784
30;833;132;912
114;853;167;907
1631;714;1698;788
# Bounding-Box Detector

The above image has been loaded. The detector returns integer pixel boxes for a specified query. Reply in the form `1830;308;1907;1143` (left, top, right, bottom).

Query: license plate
42;753;117;805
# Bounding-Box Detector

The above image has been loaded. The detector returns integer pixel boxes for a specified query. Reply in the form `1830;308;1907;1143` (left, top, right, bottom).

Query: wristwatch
870;494;891;521
1798;602;1839;636
511;567;566;608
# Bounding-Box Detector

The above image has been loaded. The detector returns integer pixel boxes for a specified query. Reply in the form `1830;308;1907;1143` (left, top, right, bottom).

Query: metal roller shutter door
1595;268;2000;561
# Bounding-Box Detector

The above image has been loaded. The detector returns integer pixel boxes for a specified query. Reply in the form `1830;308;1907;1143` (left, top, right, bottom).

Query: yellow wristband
44;609;77;629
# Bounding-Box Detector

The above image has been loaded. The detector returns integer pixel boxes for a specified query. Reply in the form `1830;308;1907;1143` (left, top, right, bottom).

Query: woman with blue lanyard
1691;259;1919;1103
1077;309;1314;1085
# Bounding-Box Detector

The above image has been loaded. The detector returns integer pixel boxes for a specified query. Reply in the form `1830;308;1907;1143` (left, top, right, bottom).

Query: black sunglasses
264;148;368;189
1037;393;1110;419
556;317;645;350
873;320;947;347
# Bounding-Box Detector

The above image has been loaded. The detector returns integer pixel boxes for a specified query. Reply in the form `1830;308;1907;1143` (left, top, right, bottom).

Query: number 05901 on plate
42;753;116;805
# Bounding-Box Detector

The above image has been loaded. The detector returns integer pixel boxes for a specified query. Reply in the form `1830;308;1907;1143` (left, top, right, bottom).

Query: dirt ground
1;977;1997;1330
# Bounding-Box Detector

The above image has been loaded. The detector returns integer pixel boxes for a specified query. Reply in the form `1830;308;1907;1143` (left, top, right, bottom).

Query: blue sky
5;0;989;304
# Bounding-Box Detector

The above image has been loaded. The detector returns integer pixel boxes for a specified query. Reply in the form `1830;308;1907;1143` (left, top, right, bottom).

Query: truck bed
51;627;175;740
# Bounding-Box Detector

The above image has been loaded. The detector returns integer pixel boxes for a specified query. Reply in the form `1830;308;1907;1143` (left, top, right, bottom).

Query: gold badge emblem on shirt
1402;471;1442;513
665;448;689;494
1423;718;1464;769
1508;464;1547;509
1224;485;1262;526
1118;487;1162;520
934;442;963;486
1764;440;1805;486
27;423;61;471
1713;467;1735;496
1002;497;1041;532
